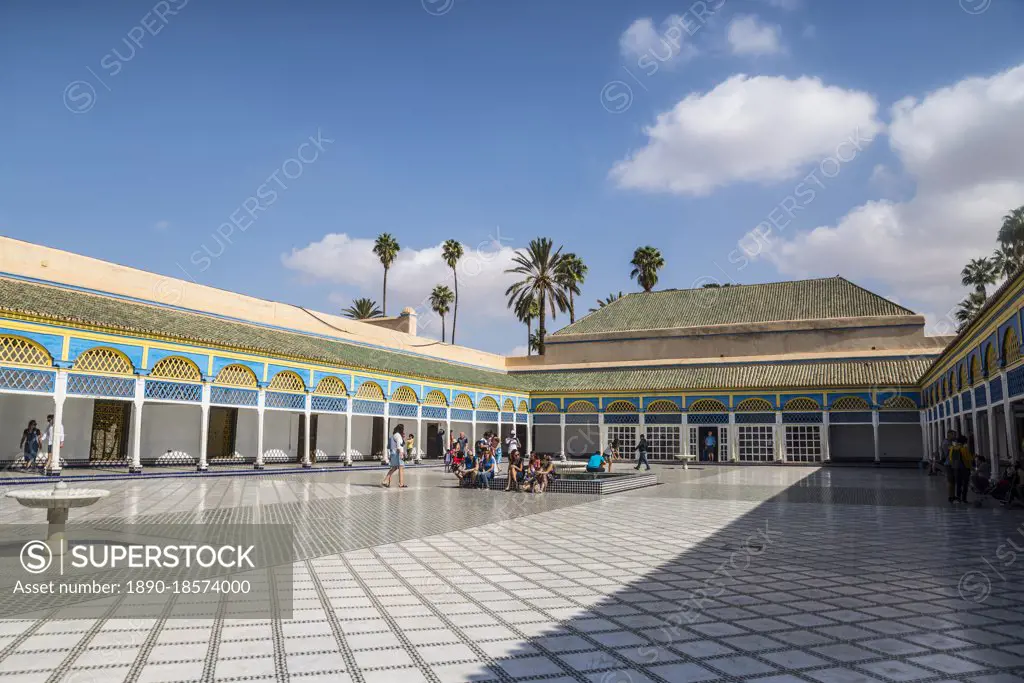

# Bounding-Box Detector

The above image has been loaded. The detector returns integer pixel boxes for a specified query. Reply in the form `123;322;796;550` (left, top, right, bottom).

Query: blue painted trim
781;393;824;408
732;394;777;409
211;356;264;382
826;392;872;408
67;337;144;369
685;395;730;410
146;348;209;374
267;364;312;390
0;326;64;362
643;396;682;411
311;371;351;394
601;396;640;411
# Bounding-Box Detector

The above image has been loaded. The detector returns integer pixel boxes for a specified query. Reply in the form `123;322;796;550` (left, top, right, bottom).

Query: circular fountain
6;481;110;555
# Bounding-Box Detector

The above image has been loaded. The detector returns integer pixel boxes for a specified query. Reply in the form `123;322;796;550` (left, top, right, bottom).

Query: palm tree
343;297;382;320
372;233;400;316
442;240;464;343
590;292;624;312
630;246;665;292
528;330;541;355
997;206;1024;251
955;290;988;332
429;285;455;343
555;253;588;324
514;294;540;355
505;237;568;356
960;257;998;297
993;244;1024;279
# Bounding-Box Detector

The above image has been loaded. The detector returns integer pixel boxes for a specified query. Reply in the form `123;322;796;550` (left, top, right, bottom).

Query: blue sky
1;0;1023;354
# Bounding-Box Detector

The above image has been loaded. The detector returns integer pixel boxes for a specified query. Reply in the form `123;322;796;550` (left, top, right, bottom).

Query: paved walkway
0;466;1021;683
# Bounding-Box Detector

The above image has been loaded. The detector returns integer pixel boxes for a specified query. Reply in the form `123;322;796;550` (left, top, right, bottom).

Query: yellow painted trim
141;345;150;370
61;334;70;361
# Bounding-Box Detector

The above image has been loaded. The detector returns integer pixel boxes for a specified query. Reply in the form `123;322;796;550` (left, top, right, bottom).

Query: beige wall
0;236;503;370
510;319;948;367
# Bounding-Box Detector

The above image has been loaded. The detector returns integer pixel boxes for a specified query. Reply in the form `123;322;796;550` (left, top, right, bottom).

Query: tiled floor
0;465;1022;683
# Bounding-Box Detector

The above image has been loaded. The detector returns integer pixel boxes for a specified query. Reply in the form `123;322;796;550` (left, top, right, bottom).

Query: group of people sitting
446;430;556;492
935;429;1024;506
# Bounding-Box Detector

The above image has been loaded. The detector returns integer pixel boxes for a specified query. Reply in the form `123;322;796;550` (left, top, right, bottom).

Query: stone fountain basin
6;483;110;509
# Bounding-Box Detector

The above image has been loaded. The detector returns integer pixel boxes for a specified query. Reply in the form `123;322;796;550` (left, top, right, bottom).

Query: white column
198;383;210;471
559;412;566;458
471;411;477;447
1002;370;1017;471
639;411;646;446
821;410;831;463
775;411;784;462
46;369;67;476
526;413;533;454
344;398;353;465
872;408;881;464
728;411;738;462
986;381;997;465
446;414;452;454
255;388;266;470
302;393;312;468
415;409;423;463
382;402;390;464
919;411;928;466
129;376;144;473
497;409;503;448
599;413;608;454
681;412;689;458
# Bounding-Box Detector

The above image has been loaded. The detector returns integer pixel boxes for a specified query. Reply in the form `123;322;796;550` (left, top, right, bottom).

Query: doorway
427;423;440;459
207;406;238;459
89;399;131;462
298;413;319;463
698;426;720;462
371;416;385;457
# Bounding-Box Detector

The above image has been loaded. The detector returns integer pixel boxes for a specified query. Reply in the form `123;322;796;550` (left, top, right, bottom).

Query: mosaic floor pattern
0;465;1022;683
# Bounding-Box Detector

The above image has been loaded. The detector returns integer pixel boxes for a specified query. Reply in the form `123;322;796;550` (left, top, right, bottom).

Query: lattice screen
972;356;982;384
565;400;596;413
355;382;385;401
149;356;202;382
1005;329;1022;367
477;396;500;411
735;398;772;412
391;385;418;404
214;364;258;387
0;336;51;367
269;371;305;392
784;397;820;411
831;396;870;411
502;399;515;412
986;345;997;376
881;396;917;410
452;393;474;409
517;400;529;413
689;399;728;413
73;347;133;375
314;376;348;396
423;390;448;406
604;400;637;413
646;400;679;413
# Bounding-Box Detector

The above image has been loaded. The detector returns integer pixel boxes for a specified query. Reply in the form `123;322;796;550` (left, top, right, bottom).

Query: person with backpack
948;434;973;504
635;435;651;471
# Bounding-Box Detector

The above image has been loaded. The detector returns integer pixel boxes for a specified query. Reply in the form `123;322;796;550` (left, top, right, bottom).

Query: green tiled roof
0;277;520;391
552;277;917;337
514;357;933;393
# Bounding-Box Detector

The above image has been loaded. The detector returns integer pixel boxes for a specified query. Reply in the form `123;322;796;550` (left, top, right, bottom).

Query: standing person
19;420;41;470
436;428;446;462
505;430;520;457
953;435;974;504
457;432;468;458
491;435;502;465
42;414;64;472
603;438;619;474
406;432;416;461
635;435;651;471
382;424;407;488
942;430;957;502
704;431;717;463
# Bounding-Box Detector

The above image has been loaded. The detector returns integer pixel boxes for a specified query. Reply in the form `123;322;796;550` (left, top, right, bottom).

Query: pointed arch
517;400;529;413
73;347;134;375
646;399;680;413
959;364;969;391
604;400;638;413
1004;328;1021;367
0;335;53;367
149;356;202;382
882;396;917;410
268;370;306;393
689;398;728;413
735;397;773;412
784;397;820;411
314;375;348;396
391;385;419;404
452;393;474;409
424;390;448;406
214;363;258;388
971;356;982;385
502;399;515;412
533;401;559;413
831;396;870;411
984;343;998;376
478;396;501;411
355;381;385;401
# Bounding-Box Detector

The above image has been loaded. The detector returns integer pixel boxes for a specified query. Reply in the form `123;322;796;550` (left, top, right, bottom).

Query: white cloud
281;232;520;342
727;15;783;56
766;0;801;9
507;345;529;357
619;15;699;68
610;74;882;195
767;63;1024;328
153;220;170;231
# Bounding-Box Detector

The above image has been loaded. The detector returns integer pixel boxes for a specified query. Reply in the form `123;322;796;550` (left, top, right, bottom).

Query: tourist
405;432;416;461
506;450;523;491
477;448;497;489
491;434;502;465
948;434;973;504
523;452;542;492
586;450;607;473
436;428;446;461
972;454;992;495
505;430;521;456
461;448;479;487
603;438;619;473
704;431;717;462
19;419;41;469
634;435;651;471
943;430;959;502
42;414;64;471
457;432;468;457
536;454;555;493
382;424;407;488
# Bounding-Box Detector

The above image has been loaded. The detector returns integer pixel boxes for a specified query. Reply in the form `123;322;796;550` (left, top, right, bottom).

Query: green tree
555;253;588;324
442;240;464;343
997;206;1024;253
955;290;988;332
960;257;998;297
528;330;541;355
992;244;1023;280
505;237;568;355
343;297;382;320
514;294;540;356
630;246;665;292
429;284;455;343
372;233;400;316
590;292;624;313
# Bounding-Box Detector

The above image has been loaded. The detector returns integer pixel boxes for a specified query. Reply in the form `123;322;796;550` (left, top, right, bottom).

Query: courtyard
0;465;1021;683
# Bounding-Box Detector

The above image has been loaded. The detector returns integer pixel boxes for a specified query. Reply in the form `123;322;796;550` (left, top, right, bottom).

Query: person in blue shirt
459;451;478;487
704;431;717;462
477;450;496;489
586;451;607;473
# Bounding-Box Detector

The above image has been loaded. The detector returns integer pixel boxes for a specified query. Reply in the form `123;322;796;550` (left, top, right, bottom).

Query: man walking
704;431;717;462
634;435;651;471
42;413;64;472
